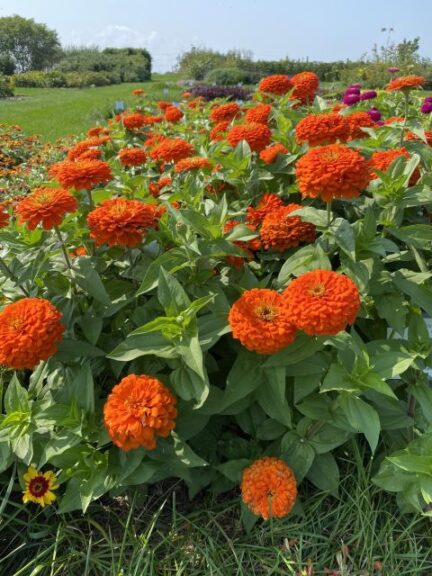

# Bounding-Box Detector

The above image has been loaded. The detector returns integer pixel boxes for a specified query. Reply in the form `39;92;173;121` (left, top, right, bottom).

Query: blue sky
0;0;431;71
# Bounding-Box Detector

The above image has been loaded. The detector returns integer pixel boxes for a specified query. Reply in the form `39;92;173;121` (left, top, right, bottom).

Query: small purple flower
360;90;378;100
350;83;362;89
376;120;385;126
424;96;432;103
367;107;381;121
387;67;400;74
343;93;361;105
421;101;432;114
344;87;361;96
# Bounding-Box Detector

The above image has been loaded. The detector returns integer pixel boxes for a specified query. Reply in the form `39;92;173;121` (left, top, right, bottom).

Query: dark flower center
308;283;326;297
29;476;49;497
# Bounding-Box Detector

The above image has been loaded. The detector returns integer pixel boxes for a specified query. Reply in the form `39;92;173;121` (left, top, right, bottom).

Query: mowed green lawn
0;78;183;141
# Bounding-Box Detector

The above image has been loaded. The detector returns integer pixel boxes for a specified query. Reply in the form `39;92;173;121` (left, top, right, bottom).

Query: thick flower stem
400;91;410;147
54;227;73;271
86;190;95;210
326;201;332;228
0;255;30;296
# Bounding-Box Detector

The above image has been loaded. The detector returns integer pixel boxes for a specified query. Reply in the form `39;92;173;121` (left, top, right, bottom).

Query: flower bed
1;75;432;523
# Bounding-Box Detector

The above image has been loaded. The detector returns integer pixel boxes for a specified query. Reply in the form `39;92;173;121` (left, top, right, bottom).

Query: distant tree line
0;15;152;86
177;43;432;88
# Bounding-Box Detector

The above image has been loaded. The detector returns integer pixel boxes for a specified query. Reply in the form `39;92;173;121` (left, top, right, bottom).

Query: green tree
0;15;62;72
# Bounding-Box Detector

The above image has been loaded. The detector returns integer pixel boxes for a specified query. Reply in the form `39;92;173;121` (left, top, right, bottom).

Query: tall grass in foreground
1;449;431;576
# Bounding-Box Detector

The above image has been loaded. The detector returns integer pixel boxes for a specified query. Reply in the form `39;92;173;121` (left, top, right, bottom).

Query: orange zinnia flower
118;148;147;167
283;269;360;335
122;113;146;130
87;126;109;137
386;75;425;92
228;288;297;354
245;103;272;125
87;198;158;247
405;130;432;147
103;374;177;451
209;102;241;123
174;156;212;173
224;219;261;251
149;138;195;163
246;193;284;225
67;138;107;161
295;113;350;146
148;175;172;197
241;457;297;520
49;159;112;191
384;116;404;125
210;121;230;141
295;144;371;202
370;148;420;185
345;111;376;140
164;106;184;123
16;187;78;230
0;298;64;369
260;204;316;252
157;101;171;110
259;143;288;164
69;246;87;258
0;203;9;228
226;123;271;152
290;71;319;105
132;88;144;96
258;74;292;96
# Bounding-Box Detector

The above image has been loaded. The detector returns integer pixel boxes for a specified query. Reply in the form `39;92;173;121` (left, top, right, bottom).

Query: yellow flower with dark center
22;466;58;507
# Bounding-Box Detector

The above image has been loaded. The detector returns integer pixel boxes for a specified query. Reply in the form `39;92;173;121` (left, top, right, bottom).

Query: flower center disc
308;283;326;297
29;477;49;497
256;304;278;321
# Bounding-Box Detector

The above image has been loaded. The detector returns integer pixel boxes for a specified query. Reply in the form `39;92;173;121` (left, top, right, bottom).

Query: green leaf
107;331;176;361
289;207;328;227
158;267;190;316
256;419;287;440
256;367;291;427
277;244;331;285
172;433;208;468
171;364;209;407
69;362;95;414
221;351;265;411
263;333;324;367
56;339;105;360
409;384;432;423
4;375;29;414
77;313;103;345
375;293;407;333
332;218;356;260
307;453;340;496
369;350;414;379
338;394;380;452
393;272;432;317
321;363;359;393
217;459;250;483
136;249;190;295
387;453;432;477
72;258;111;305
281;431;315;482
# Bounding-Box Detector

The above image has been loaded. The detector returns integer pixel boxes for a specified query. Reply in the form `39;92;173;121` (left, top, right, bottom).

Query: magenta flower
421;101;432;114
343;93;361;105
360;90;378;100
345;87;361;96
387;67;400;74
367;107;381;121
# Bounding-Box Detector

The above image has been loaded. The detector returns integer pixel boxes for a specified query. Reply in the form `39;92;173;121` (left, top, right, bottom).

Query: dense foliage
1;75;432;524
12;70;123;88
0;15;62;73
0;74;13;98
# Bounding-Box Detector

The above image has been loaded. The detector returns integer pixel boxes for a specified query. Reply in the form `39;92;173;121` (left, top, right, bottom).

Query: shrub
0;73;14;97
0;52;15;75
205;67;251;85
190;84;251;100
12;70;122;88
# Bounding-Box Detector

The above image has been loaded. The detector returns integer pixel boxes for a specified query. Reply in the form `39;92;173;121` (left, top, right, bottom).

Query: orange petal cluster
295;144;371;202
118;148;147;167
210;121;230;141
103;374;177;451
122;113;147;130
295;113;350;146
258;74;292;96
210;103;241;123
49;159;112;191
0;203;9;228
244;103;272;124
260;204;316;252
87;198;158;247
241;457;297;520
226;122;271;152
246;193;284;225
283;269;360;335
386;75;425;92
0;298;64;369
290;71;319;105
370;148;419;185
259;143;288;164
164;106;184;123
174;156;212;173
16;187;78;230
149;138;195;163
228;288;297;354
345;111;376;140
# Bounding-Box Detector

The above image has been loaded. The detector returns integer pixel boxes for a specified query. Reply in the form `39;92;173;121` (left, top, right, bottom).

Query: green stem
326;201;332;228
400;91;410;147
54;227;73;271
0;254;30;296
86;190;95;210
